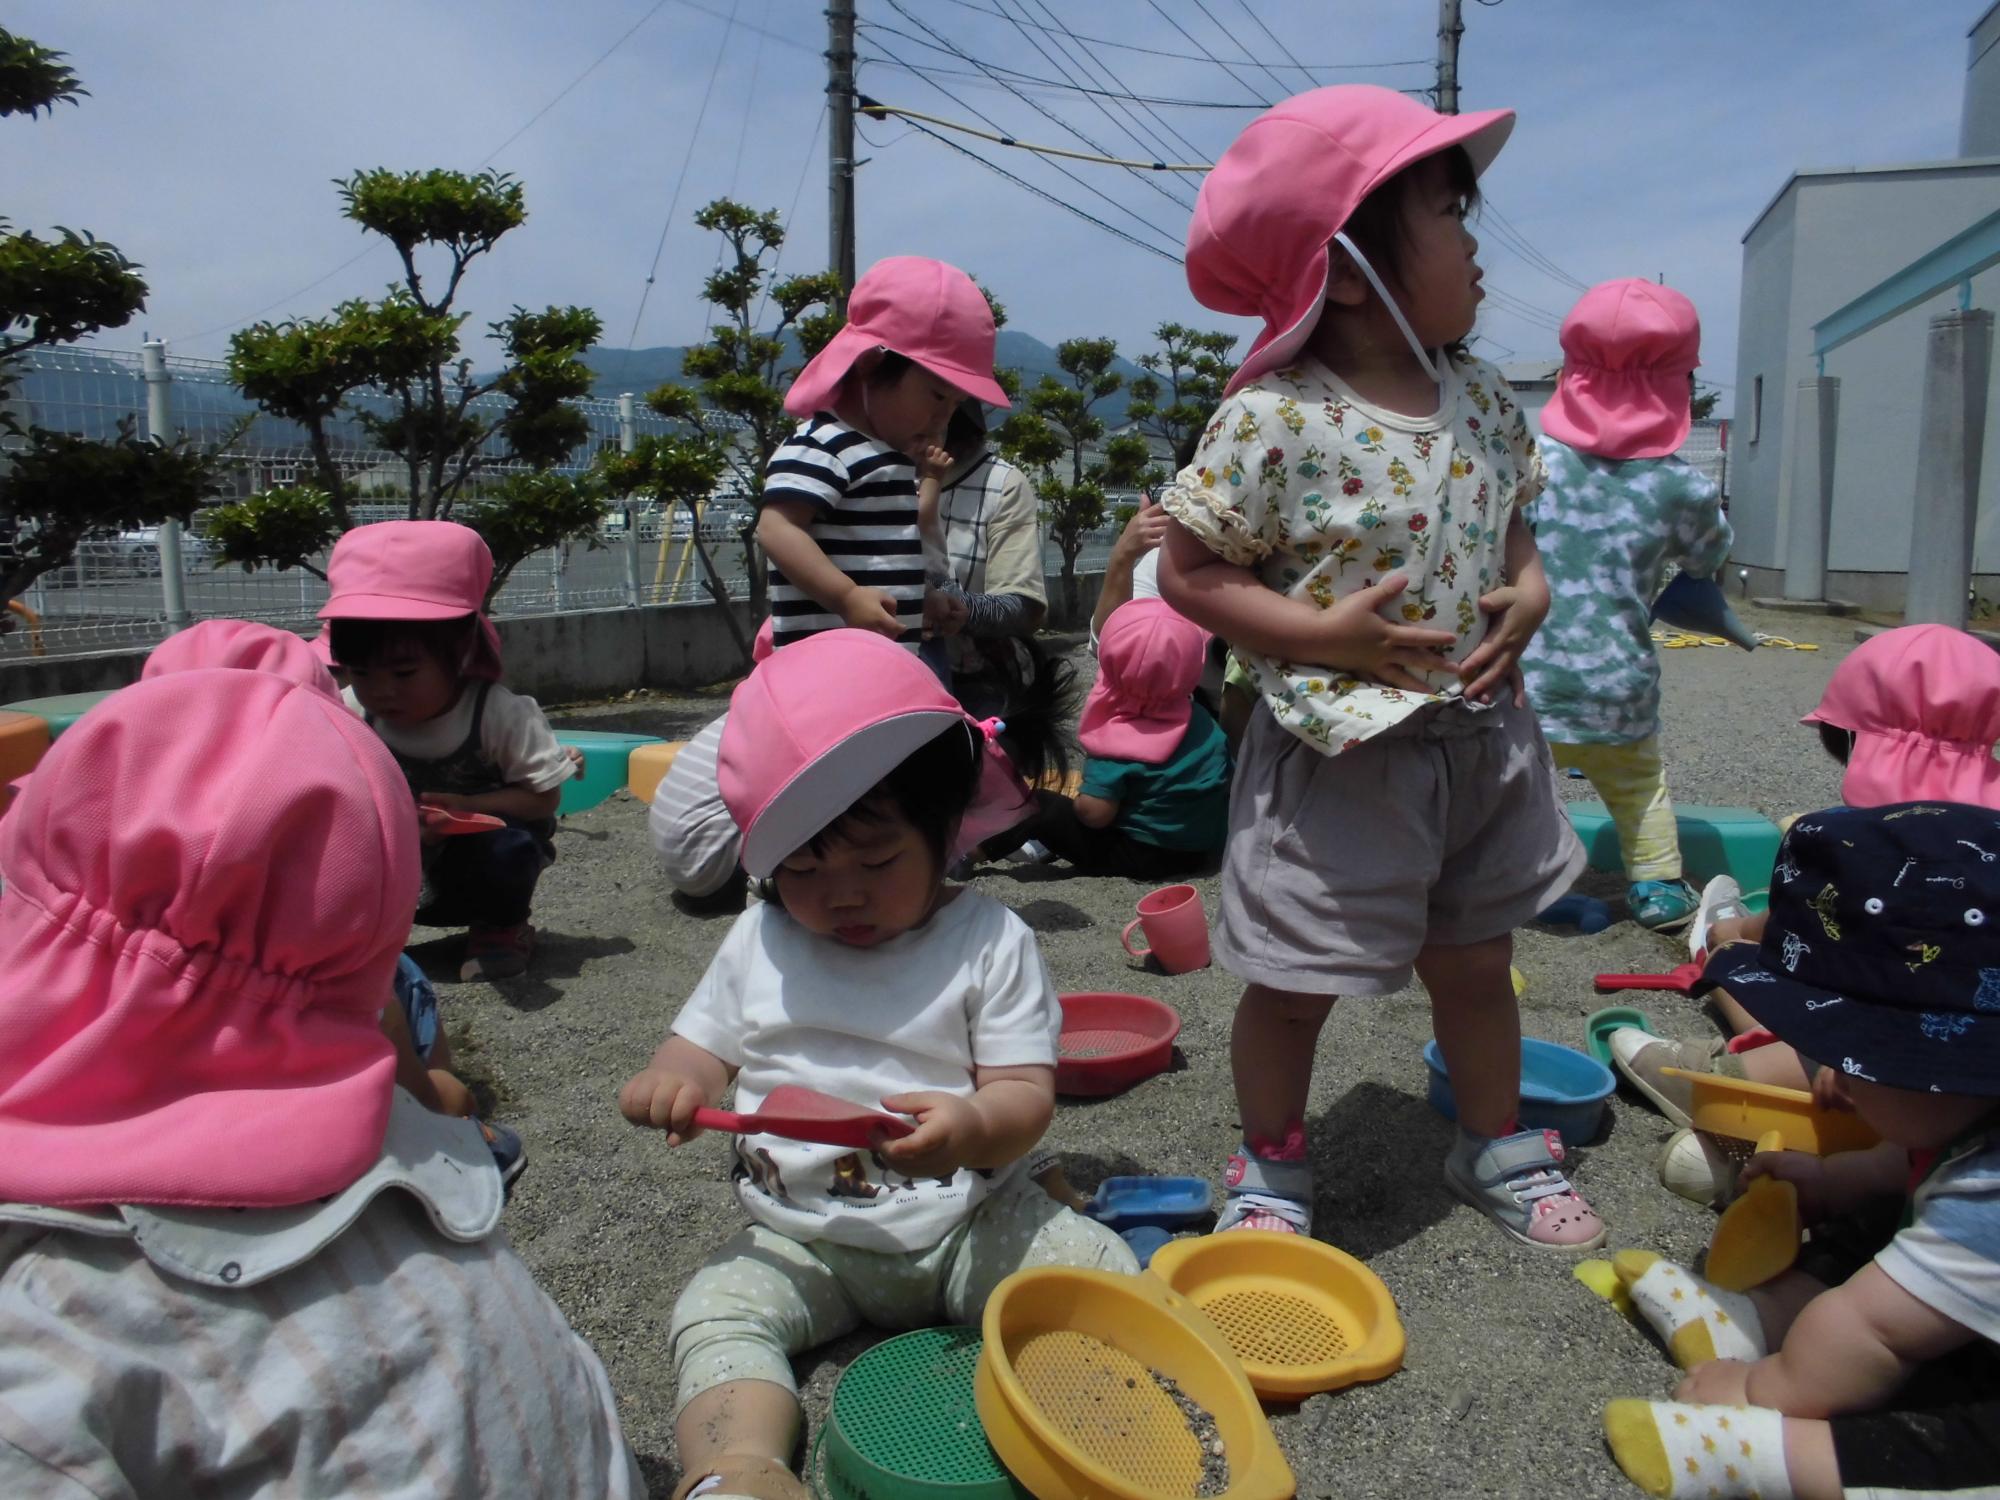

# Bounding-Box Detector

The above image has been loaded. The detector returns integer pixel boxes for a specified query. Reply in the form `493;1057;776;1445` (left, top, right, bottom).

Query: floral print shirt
1160;355;1544;756
1520;438;1732;745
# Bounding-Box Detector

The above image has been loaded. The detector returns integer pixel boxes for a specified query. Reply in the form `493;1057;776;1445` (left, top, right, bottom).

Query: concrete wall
1966;1;2000;157
1731;165;2000;599
0;569;1110;707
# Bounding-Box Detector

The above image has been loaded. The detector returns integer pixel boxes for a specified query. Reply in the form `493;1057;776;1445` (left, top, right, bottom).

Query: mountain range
579;329;1155;426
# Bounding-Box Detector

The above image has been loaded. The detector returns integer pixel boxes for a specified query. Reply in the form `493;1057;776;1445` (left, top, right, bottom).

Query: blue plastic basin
1423;1036;1615;1143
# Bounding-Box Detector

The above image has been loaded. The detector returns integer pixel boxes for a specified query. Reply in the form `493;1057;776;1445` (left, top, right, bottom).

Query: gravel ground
413;601;1857;1499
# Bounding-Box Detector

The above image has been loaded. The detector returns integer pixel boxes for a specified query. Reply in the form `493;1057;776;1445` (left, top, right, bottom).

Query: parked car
107;525;214;577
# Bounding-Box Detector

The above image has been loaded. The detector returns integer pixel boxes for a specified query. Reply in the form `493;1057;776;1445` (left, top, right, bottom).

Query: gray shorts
1216;696;1584;997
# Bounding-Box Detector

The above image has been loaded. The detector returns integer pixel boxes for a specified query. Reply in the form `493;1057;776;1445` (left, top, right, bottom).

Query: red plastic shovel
1593;961;1703;995
420;806;507;837
692;1085;916;1149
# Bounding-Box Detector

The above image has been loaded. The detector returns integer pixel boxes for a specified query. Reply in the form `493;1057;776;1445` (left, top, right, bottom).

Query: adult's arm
1091;498;1168;642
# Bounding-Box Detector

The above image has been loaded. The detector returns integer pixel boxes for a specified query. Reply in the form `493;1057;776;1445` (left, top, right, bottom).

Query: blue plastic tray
1424;1037;1615;1142
1085;1175;1213;1231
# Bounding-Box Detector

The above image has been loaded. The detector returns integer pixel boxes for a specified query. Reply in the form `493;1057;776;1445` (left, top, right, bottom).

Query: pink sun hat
143;618;343;701
783;257;1010;419
0;669;420;1208
319;520;504;680
1187;84;1514;400
719;628;1026;877
1078;600;1209;764
1541;280;1702;460
1801;624;2000;809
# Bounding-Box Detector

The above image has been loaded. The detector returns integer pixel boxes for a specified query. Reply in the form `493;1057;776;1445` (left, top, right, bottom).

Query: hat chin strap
1330;232;1443;391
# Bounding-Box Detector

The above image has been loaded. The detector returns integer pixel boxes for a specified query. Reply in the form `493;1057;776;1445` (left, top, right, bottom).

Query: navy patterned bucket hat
1694;801;2000;1097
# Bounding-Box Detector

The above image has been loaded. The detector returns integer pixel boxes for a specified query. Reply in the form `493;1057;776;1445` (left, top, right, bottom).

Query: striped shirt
763;414;924;650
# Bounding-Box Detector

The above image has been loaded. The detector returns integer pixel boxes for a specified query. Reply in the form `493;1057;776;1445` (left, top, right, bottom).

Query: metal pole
619;393;642;608
1905;308;1993;627
828;0;858;300
140;339;191;633
1435;0;1463;114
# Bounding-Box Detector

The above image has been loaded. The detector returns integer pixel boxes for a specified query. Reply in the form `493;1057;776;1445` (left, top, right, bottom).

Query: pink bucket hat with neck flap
143;617;343;701
1079;600;1209;764
1802;624;2000;809
319;520;505;680
0;669;420;1209
784;256;1011;419
1187;84;1514;400
1540;279;1701;461
718;628;1030;878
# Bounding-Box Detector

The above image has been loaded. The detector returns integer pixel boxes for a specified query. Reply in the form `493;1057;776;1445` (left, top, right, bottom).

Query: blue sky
8;0;1981;410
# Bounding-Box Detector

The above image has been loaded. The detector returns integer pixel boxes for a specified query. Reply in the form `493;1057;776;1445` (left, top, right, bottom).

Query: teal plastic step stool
1566;802;1781;894
554;729;663;814
0;689;120;738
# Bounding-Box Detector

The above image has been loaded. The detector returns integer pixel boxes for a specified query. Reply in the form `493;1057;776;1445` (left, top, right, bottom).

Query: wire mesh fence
1;341;1121;663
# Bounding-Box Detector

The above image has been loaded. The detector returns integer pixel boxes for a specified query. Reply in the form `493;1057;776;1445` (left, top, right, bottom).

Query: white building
1731;2;2000;608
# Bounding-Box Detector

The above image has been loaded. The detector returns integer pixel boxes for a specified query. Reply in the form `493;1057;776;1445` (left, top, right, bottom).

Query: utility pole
827;0;858;304
1435;0;1462;114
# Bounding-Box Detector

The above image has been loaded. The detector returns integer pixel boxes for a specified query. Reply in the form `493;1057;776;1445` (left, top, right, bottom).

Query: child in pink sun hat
0;668;642;1495
320;520;574;982
759;257;1008;676
1522;279;1733;932
978;598;1230;877
618;629;1131;1500
1157;85;1604;1249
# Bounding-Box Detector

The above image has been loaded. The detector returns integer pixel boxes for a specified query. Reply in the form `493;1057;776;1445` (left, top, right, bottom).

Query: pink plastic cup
1120;883;1210;974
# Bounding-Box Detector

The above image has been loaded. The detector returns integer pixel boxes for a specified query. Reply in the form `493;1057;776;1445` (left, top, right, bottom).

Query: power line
861;30;1188;252
753;102;828;328
986;0;1199;194
890;114;1185;265
1479;198;1590;293
856;39;1351;109
874;0;1194;214
1142;0;1272;104
1022;0;1215;164
622;0;741;355
1234;0;1320;88
1186;0;1293;100
859;99;1208;171
928;0;1426;71
480;0;674;168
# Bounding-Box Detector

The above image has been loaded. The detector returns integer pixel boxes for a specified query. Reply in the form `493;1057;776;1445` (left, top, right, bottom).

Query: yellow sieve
1145;1231;1404;1401
975;1268;1294;1500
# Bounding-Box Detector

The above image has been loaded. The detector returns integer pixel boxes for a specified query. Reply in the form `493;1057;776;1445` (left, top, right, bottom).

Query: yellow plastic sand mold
975;1267;1295;1500
1706;1130;1801;1292
1660;1068;1879;1155
1145;1231;1405;1401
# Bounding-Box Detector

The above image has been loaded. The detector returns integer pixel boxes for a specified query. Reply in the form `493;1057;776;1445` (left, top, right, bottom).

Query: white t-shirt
344;682;573;793
1876;1132;2000;1344
648;715;739;897
671;889;1060;1252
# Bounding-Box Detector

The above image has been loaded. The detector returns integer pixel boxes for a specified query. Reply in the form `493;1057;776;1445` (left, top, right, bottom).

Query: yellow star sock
1614;1251;1766;1369
1604;1400;1793;1499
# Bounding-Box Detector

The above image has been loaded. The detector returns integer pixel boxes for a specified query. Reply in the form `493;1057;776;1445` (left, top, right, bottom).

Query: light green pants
1552;735;1682;882
669;1173;1138;1411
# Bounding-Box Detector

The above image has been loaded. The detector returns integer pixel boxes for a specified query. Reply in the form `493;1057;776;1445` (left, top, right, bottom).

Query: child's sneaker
1657;1126;1740;1208
1626;878;1698;931
1605;1029;1728;1128
1443;1128;1606;1250
477;1119;528;1189
1215;1129;1313;1235
461;923;535;981
1687;873;1753;960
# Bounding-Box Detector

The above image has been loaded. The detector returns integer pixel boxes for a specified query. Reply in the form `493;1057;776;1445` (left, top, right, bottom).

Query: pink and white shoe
1214;1131;1313;1236
1443;1128;1606;1251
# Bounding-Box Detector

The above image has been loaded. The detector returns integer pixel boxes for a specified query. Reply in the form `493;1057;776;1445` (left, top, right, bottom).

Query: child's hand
1674;1357;1753;1405
618;1067;708;1146
915;443;954;484
1456;574;1551;706
924;586;969;638
428;1068;477;1118
1741;1148;1832;1220
841;587;906;640
1303;573;1458;693
877;1091;985;1180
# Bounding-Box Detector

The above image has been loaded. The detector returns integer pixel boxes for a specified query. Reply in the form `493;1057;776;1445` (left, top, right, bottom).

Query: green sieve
816;1328;1030;1500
